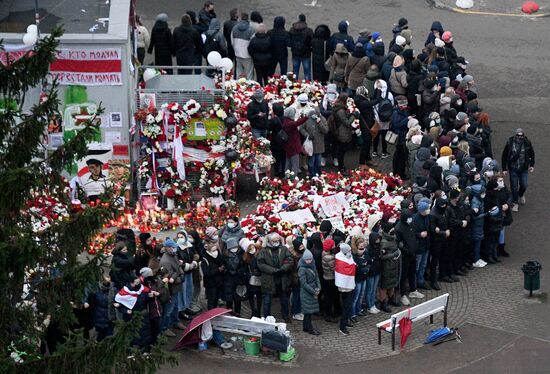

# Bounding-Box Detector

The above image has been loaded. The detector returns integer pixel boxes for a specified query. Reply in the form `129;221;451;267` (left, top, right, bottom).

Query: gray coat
257;246;294;294
379;232;401;289
159;252;184;294
300;115;329;154
298;264;321;314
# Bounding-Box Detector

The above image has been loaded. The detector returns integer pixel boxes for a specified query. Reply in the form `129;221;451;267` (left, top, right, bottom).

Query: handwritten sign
319;192;350;217
279;209;316;225
328;215;346;232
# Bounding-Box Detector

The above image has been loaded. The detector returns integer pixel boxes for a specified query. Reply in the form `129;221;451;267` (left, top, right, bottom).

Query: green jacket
257;246;294;294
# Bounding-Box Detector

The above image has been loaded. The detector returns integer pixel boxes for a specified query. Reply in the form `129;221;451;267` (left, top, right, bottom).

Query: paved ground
136;0;550;371
431;0;549;16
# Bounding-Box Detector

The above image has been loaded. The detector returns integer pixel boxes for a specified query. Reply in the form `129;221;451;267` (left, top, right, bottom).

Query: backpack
377;90;393;122
291;31;307;55
204;34;223;57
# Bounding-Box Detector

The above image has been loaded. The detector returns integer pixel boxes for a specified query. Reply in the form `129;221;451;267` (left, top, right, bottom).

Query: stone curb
426;0;550;18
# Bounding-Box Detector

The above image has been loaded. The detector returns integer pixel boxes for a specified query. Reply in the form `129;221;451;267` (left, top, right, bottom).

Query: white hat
349;226;363;237
239;238;254;252
395;35;406;47
407;118;420;129
297;93;309;104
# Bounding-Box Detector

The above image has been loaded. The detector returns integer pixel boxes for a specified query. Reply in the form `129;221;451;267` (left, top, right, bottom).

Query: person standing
413;199;431;290
390;96;410;178
344;43;370;97
311;24;332;84
135;15;150;64
247;25;272;86
289;14;314;81
147;14;173;72
223;8;239;63
354;86;380;167
335;243;356;336
351;236;369;319
298;249;322;335
282;107;308;174
329;43;349;92
247;89;269;138
222;238;247;316
231;12;256;79
172;14;203;75
257;233;294;322
501;128;535;212
330;20;355;53
201;243;225;310
204;18;227;57
332;93;358;172
300;110;329;177
198;1;216;34
267;16;290;76
268;103;286;176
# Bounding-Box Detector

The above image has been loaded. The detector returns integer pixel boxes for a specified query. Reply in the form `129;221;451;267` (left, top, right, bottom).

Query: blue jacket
470;194;486;241
390;108;409;145
330;21;355;53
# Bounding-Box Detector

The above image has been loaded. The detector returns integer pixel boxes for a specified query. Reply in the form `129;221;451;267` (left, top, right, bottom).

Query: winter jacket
353;252;370;281
333;103;355;143
321;250;336;280
412;212;430;253
311;25;332;83
223;249;248;302
379;232;401;289
345;56;370;90
172;24;203;66
470;185;486;241
389;67;408;95
110;252;135;290
201;251;225;289
282;116;308;157
268;17;290;62
366;233;382;276
247;99;269;131
231;20;256;59
466;133;485;165
363;68;380;99
223;18;239;58
329;43;349;88
205;19;227;56
298;260;321;314
289;20;314;57
248;32;272;68
219;223;245;252
485;187;513;226
484;208;504;234
300;115;329;154
421;87;439;115
308;232;325;277
413;147;431;180
330;21;355;52
198;9;216;33
425;21;444;46
159;251;184;294
390;107;409;146
370;42;386;69
148;21;173;66
407;141;421;174
143;277;164;319
87;282;116;329
501;136;535;172
395;219;418;256
257;246;294;294
268;115;285;159
430;202;449;250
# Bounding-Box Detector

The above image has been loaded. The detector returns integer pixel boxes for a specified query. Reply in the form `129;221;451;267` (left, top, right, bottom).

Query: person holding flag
335;243;356;336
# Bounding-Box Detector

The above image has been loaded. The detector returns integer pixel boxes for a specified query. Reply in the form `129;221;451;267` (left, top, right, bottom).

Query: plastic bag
303;136;314;156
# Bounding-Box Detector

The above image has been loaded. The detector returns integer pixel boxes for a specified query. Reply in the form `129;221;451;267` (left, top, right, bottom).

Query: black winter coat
289;21;314;57
395;220;418;256
223;19;239;59
268;22;290;62
412;213;430;254
172;25;202;65
366;244;382;276
223;249;248;301
311;25;331;83
355;91;381;128
248;33;273;68
353;252;370;281
110;253;135;290
201;252;225;289
89;283;115;329
247;99;269;130
267;115;285;158
148;22;173;66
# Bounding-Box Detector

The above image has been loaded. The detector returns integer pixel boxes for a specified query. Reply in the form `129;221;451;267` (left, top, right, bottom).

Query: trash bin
522;261;542;296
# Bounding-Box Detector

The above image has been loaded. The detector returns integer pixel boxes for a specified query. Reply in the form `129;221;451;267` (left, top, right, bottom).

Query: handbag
261;329;290;352
276;129;289;144
385;130;399;145
235;284;248;301
249;275;261;287
370;121;381;138
303;136;314;156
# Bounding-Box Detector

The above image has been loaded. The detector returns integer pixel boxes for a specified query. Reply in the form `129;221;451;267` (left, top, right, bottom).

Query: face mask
249;248;256;255
227;222;236;229
230;247;238;253
212;235;219;241
480;193;486;199
440;193;447;199
497;180;505;189
209;250;219;258
269;242;281;249
177;238;187;247
457;100;463;106
485;171;494;177
305;259;313;264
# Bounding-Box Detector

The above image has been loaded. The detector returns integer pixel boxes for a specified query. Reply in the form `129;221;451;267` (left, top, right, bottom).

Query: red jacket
282;116;308;157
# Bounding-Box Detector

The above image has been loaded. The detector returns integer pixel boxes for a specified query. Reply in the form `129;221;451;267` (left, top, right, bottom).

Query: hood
429;164;443;182
435;197;448;211
366;67;380;79
272;103;284;117
207;18;221;35
352;44;365;57
314;24;331;39
416;147;431;161
237;20;250;31
338;20;348;33
377;79;388;96
334;43;348;54
273;16;286;29
431;21;444;33
298;249;315;268
372;41;385;56
471;184;486;197
307;232;323;251
292;20;308;31
368;232;381;246
401;29;412;44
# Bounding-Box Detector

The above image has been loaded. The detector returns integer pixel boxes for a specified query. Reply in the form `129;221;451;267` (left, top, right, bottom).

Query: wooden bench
211;315;282;337
376;293;449;351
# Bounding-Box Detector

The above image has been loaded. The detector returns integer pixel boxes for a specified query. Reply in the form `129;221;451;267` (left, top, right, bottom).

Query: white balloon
27;24;38;36
143;68;158;82
22;33;37;46
220;57;233;72
207;51;222;67
456;0;474;9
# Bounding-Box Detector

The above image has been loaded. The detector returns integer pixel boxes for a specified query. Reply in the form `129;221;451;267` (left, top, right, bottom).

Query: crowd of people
75;4;539;351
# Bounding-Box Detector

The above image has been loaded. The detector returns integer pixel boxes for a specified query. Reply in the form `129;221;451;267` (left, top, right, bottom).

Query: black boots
430;281;441;291
380;301;392;313
497;244;510;257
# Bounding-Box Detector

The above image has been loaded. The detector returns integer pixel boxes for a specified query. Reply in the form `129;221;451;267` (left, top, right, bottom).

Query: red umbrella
172;307;231;351
399;308;413;349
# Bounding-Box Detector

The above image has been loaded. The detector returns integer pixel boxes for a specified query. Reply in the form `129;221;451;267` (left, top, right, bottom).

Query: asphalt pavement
136;0;550;371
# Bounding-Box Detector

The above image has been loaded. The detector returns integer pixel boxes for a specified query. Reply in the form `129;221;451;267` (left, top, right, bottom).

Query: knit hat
463;75;474;84
284;106;296;118
349;226;363;237
440;146;452;157
239;237;254;252
139;267;154;278
253;89;264;101
298;14;306;22
395;35;406;46
372;31;381;41
434;38;445;48
445;174;459;187
139;232;151;243
407;118;419;129
302;248;313;261
156;13;168;22
320;220;333;234
205;226;218;238
398;17;408;28
339;243;352;255
226;237;239;250
456;112;468;125
466;91;478;101
486;179;498;191
164;239;178;248
450;164;460;176
516;128;525;135
441;31;453;43
292;237;304;251
415;175;428;187
322;238;335;252
367;212;383;231
327;83;338;95
297;93;308;104
417;200;430;214
392;55;404;68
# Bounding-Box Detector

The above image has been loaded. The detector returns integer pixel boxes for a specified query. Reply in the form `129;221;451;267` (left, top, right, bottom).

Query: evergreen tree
0;29;174;373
